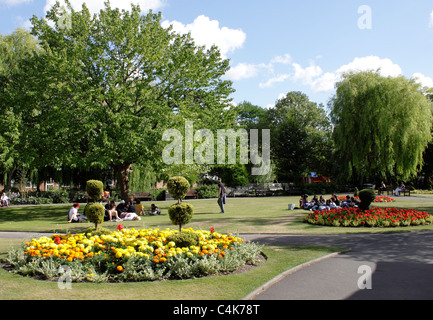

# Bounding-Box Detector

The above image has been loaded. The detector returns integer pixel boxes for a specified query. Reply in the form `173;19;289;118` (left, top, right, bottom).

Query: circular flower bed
304;207;433;227
4;227;263;282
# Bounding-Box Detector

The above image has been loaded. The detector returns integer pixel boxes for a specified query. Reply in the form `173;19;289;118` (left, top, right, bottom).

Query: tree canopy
265;91;333;182
329;71;433;182
10;1;237;199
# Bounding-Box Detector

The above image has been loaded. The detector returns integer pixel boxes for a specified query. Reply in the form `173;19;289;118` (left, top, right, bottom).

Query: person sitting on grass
150;204;161;216
116;200;128;214
119;211;141;221
299;194;308;208
134;199;146;216
341;195;352;208
104;200;122;221
67;203;87;223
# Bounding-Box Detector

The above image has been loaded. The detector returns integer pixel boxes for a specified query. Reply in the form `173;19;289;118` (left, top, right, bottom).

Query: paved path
243;231;433;300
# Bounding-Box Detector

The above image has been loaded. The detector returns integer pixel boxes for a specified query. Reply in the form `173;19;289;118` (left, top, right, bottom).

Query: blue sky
1;0;433;109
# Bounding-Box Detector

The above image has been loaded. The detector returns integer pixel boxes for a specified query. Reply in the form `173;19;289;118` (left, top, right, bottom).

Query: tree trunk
5;167;16;192
114;163;132;201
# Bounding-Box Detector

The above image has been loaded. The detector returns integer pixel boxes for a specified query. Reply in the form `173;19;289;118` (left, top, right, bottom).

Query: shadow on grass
0;205;68;223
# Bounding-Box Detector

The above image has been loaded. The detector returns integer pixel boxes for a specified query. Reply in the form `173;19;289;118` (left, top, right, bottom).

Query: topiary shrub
167;176;190;204
168;202;194;232
86;180;104;201
85;202;105;230
166;230;199;247
358;189;376;210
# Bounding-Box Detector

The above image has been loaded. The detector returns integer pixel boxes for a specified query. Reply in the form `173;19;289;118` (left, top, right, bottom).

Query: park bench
228;188;249;197
401;189;411;196
254;188;271;196
184;189;199;199
131;191;153;201
385;187;411;197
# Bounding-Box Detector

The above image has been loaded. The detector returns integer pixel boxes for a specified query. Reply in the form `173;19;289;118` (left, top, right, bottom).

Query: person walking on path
217;178;226;213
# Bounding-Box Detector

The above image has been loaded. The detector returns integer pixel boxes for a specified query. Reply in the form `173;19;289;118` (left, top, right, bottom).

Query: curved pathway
243;231;433;300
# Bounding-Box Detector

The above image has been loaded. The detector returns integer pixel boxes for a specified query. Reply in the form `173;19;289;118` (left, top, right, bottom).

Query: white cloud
161;15;246;58
270;53;292;65
226;53;292;81
429;10;433;27
413;73;433;88
336;56;402;78
225;63;261;81
259;74;290;88
292;56;403;93
44;0;164;15
292;62;323;85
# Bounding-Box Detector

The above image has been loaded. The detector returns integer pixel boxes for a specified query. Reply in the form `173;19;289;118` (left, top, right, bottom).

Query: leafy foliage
358;189;376;210
330;71;433;182
166;230;199;248
167;176;190;202
86;180;104;201
265;91;333;182
8;2;236;200
168;202;194;232
85;202;105;230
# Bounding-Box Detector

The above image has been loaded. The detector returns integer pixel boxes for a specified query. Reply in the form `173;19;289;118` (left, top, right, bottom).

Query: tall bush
167;176;190;204
358;189;376;210
168;202;194;233
167;176;194;232
86;180;104;201
85;180;105;230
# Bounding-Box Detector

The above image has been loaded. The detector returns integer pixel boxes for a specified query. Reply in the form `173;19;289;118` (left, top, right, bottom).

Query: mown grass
1;195;433;235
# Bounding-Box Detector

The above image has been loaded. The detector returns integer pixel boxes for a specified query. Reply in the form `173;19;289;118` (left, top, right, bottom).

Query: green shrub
358;189;376;210
166;231;199;248
85;202;105;230
149;188;165;201
168;202;194;232
86;180;104;201
194;184;219;199
85;226;112;236
167;176;190;203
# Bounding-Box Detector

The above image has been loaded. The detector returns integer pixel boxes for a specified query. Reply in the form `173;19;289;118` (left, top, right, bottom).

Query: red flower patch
304;207;433;227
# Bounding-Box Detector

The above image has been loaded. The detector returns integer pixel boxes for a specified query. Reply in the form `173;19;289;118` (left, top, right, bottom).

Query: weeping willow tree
329;71;433;183
129;164;158;192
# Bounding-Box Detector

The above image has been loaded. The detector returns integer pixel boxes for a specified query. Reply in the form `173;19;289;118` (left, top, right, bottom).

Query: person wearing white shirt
1;193;9;207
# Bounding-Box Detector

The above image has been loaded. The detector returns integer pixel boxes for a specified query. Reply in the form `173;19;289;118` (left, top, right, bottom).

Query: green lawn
1;196;433;235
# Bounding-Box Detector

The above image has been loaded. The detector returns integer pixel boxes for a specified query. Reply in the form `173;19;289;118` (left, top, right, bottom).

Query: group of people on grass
67;195;161;223
299;194;360;211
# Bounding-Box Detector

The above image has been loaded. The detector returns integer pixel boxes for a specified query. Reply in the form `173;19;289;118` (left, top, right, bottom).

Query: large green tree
22;1;236;199
329;71;433;183
265;91;333;182
0;28;39;190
